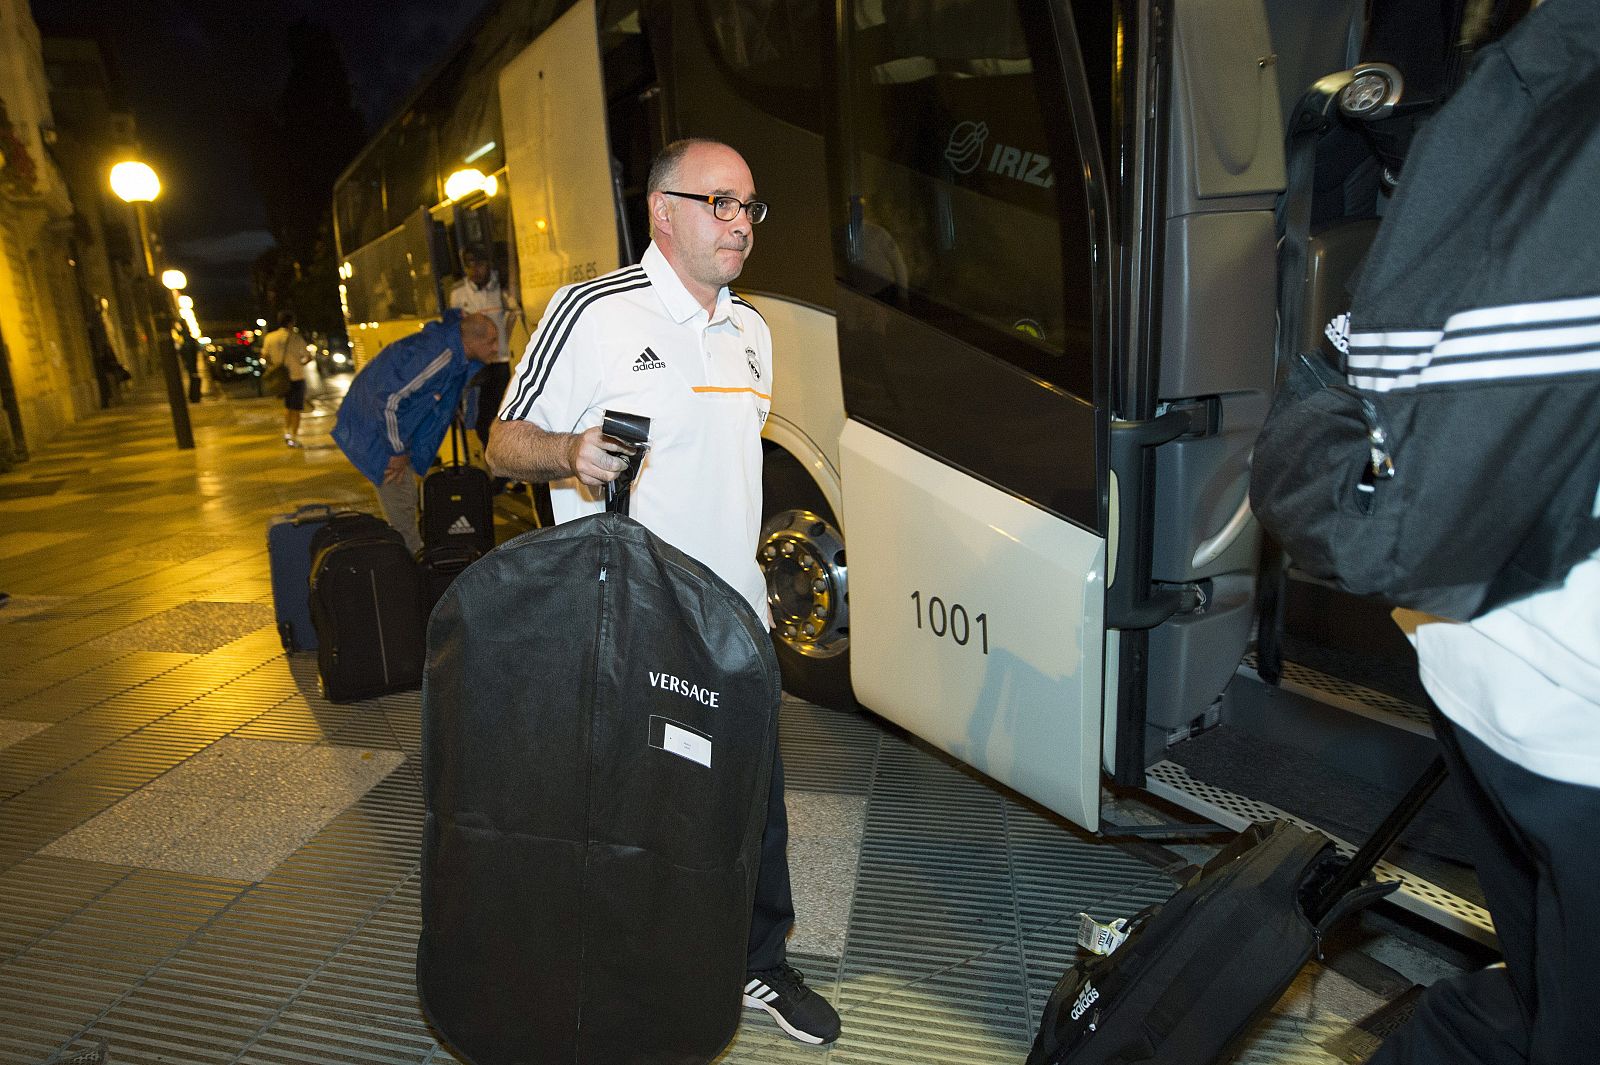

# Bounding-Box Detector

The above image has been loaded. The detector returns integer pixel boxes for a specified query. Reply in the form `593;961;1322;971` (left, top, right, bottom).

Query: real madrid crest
746;347;760;381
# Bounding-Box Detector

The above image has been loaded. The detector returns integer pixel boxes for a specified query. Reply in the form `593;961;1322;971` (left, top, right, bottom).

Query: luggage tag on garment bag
1076;912;1132;956
602;410;651;517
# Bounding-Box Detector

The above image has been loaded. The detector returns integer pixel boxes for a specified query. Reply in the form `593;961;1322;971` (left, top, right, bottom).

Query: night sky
29;0;494;324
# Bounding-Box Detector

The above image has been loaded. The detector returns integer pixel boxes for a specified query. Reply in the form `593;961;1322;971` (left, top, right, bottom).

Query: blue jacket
333;310;477;486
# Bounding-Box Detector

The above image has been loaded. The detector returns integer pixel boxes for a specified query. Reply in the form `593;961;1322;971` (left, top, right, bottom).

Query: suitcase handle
292;503;335;525
1305;755;1447;924
602;410;651;517
446;412;469;468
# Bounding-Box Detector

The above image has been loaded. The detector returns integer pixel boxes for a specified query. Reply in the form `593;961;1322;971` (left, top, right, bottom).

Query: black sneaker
743;964;841;1045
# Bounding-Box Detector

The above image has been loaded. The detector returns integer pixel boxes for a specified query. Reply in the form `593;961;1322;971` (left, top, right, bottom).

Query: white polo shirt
449;271;514;363
499;242;772;620
1397;548;1600;789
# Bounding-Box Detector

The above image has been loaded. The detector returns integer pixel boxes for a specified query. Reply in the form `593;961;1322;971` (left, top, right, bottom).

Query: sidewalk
0;386;1389;1065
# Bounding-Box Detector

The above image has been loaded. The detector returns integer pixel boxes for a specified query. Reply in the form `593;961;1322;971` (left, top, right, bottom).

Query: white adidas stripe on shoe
742;972;837;1045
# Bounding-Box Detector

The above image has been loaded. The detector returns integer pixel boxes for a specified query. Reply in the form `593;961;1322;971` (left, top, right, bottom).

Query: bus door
497;0;622;321
829;0;1114;829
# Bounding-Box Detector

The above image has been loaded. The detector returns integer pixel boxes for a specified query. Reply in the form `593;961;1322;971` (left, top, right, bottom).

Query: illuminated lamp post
110;160;193;449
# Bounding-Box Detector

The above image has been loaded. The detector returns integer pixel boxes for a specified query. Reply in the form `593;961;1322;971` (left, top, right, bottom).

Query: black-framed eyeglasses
660;190;769;224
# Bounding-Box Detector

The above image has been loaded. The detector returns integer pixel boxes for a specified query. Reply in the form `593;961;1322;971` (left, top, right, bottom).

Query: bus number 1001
910;591;988;654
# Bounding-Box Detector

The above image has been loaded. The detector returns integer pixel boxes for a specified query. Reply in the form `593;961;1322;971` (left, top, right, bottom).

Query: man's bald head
461;312;499;362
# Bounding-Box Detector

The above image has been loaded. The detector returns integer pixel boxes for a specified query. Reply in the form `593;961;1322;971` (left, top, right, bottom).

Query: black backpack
1251;0;1600;621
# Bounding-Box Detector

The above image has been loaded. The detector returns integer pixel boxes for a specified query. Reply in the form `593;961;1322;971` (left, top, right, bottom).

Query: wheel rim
758;508;848;660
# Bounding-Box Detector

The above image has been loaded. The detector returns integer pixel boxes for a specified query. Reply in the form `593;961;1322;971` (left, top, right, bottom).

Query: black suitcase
422;416;495;555
310;535;426;703
1025;757;1447;1065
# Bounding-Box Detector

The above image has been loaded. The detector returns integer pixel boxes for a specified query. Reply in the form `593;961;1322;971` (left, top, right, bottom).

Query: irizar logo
649;671;720;707
633;346;666;372
1069;980;1100;1023
945;120;989;174
948;120;1054;188
447;515;476;536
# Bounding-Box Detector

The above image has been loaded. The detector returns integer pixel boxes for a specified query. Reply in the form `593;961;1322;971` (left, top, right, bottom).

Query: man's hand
568;426;636;488
486;420;635;485
383;453;410;485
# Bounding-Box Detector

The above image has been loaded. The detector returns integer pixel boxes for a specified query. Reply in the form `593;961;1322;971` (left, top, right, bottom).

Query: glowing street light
444;167;498;202
108;160;160;204
177;294;194;310
111;158;192;449
161;269;187;291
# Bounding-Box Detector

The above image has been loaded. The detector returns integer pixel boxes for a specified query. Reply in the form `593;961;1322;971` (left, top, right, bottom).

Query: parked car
311;332;354;376
207;329;265;383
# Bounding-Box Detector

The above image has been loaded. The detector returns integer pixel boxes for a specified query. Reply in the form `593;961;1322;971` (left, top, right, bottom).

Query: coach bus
334;0;1520;939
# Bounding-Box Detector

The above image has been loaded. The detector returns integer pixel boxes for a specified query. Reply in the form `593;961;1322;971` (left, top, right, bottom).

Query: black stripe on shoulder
730;293;766;323
502;271;653;421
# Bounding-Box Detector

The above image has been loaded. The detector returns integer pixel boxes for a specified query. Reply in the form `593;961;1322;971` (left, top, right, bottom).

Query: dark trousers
746;745;795;972
1371;711;1600;1065
472;361;512;449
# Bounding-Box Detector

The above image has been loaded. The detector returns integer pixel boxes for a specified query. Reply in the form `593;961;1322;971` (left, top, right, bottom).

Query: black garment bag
417;500;781;1064
1026;758;1446;1065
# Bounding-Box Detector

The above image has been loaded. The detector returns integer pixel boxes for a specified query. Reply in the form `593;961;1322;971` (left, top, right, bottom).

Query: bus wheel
760;452;854;710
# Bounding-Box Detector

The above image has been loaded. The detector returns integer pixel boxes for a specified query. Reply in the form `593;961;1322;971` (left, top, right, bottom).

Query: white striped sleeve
384;347;454;453
1348;293;1600;393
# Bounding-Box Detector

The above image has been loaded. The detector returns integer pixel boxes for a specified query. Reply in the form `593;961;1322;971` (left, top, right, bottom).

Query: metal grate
1240;655;1434;733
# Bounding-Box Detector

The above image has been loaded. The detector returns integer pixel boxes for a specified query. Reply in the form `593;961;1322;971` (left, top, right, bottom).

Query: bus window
842;0;1095;393
698;0;825;134
342;211;440;326
335;153;388;253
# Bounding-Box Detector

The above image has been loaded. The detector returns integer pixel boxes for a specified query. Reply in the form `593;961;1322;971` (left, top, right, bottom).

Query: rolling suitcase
310;533;426;703
1026;757;1448;1065
422;416;495;555
268;503;336;652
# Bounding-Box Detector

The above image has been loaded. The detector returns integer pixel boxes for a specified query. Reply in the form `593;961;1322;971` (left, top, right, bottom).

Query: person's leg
747;747;795;971
1371;714;1600;1064
474;362;512;491
374;473;423;554
740;745;840;1044
1458;725;1600;1064
473;362;511;449
284;381;306;442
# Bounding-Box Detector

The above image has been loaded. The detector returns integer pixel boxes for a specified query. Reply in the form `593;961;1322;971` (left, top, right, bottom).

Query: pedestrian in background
449;247;520;482
262;311;312;446
333;310;498;553
176;322;202;404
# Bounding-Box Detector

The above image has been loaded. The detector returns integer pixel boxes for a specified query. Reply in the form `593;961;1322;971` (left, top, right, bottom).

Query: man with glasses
487;139;841;1047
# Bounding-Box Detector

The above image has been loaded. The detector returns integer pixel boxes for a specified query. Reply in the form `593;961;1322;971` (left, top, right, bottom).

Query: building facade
0;0;151;467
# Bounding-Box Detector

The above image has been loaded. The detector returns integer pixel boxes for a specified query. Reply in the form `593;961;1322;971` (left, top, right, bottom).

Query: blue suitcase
268;503;336;651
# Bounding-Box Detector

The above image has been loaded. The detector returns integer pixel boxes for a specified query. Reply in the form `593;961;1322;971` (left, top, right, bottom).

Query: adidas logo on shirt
633;346;666;372
447;515;476;536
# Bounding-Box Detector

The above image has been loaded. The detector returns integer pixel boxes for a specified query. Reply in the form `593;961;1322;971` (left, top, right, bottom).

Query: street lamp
110;159;192;449
161;269;188;292
444;167;498;202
